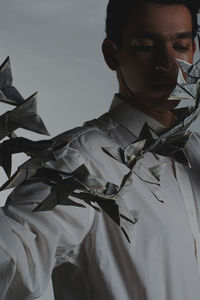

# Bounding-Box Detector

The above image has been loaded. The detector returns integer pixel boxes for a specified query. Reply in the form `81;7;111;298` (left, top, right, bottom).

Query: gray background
0;2;199;299
0;0;115;135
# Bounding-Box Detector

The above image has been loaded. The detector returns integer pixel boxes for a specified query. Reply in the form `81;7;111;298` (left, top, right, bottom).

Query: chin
150;89;172;98
166;99;180;107
148;90;179;107
154;99;180;111
147;95;180;111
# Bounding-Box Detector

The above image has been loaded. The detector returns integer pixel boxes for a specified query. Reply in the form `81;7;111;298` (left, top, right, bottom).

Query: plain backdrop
0;0;115;135
0;2;199;299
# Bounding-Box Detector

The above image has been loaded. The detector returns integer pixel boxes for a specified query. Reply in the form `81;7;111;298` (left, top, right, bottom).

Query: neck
142;108;177;128
118;93;177;128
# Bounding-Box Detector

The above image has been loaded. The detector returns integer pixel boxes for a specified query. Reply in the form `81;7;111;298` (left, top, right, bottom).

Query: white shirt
1;94;200;300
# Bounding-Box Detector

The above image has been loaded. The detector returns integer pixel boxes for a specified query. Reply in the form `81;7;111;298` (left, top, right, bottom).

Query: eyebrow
132;31;193;40
175;32;193;39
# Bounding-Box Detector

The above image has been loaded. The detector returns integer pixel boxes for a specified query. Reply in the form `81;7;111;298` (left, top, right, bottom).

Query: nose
154;45;178;73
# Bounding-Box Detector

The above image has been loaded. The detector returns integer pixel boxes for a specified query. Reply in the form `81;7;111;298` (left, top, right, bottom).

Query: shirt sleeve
0;174;94;300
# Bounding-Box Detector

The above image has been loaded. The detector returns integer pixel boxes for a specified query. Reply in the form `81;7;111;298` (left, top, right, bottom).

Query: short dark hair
105;0;200;48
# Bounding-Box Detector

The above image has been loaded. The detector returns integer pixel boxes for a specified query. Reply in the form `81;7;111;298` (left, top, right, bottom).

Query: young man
1;1;200;299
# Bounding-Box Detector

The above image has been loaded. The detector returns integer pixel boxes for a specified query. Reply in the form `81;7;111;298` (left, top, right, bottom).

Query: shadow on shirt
52;262;89;300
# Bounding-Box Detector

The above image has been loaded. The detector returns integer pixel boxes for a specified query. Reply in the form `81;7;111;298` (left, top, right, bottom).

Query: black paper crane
0;57;52;177
0;137;55;177
0;56;50;141
0;92;50;141
32;164;136;242
0;57;24;106
33;164;116;212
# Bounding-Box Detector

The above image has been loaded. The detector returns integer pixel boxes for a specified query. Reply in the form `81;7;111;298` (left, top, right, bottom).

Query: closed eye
131;38;156;52
173;44;190;52
135;45;156;52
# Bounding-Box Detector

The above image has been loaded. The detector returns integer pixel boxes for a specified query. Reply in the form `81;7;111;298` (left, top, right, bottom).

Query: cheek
173;50;194;64
182;53;194;64
121;57;153;87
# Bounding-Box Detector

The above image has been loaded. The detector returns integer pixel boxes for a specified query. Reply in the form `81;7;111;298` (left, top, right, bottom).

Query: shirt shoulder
46;113;130;187
48;113;121;171
52;113;119;147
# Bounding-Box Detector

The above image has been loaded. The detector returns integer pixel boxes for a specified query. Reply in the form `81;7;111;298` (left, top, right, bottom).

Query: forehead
123;3;193;39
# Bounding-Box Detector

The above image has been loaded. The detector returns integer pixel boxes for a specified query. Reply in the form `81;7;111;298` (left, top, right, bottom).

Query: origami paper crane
102;139;146;168
169;69;196;101
72;191;138;243
0;57;50;175
0;137;55;177
0;57;24;106
31;164;137;242
177;59;200;84
0;157;45;191
0;92;50;141
102;140;167;203
0;146;85;191
2;160;132;234
33;164;116;212
0;82;51;176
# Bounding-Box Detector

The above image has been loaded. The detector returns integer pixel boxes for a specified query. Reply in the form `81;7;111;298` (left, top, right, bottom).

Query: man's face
116;3;196;112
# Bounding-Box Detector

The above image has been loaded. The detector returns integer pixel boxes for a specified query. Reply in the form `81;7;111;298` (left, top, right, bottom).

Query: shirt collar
109;94;167;138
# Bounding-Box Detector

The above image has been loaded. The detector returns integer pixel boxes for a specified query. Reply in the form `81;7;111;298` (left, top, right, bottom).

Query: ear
102;39;120;71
